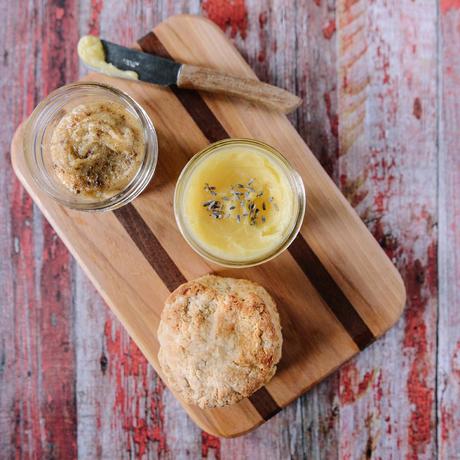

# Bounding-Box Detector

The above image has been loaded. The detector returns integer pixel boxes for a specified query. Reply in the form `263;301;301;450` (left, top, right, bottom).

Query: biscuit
158;274;282;408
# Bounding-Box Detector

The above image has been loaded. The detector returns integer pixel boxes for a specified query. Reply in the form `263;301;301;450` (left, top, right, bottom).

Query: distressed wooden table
0;1;458;459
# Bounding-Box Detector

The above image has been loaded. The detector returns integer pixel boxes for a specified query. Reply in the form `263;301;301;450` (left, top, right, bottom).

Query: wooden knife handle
177;64;302;114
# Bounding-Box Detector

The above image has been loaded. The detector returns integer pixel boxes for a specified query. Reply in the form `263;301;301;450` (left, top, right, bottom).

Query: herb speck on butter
202;179;275;226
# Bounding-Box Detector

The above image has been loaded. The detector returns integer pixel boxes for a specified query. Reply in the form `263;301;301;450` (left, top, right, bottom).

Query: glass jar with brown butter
24;82;158;211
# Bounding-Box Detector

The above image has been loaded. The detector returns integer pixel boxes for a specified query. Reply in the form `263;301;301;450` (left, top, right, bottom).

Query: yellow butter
77;35;138;80
182;145;296;262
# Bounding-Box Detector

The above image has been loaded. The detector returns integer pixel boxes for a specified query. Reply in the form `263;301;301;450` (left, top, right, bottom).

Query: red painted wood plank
335;1;438;458
438;3;460;458
0;1;79;459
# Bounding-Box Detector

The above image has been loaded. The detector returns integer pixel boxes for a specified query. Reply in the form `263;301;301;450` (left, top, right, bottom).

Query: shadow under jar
23;82;158;211
174;139;306;268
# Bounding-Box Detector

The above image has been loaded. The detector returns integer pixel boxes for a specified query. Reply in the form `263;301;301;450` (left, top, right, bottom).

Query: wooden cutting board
10;15;406;438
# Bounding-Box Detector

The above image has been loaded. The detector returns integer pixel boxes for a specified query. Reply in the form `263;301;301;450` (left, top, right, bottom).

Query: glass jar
174;138;306;268
23;82;158;211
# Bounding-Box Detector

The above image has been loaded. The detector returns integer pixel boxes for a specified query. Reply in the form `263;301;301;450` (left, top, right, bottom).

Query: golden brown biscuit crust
158;275;282;408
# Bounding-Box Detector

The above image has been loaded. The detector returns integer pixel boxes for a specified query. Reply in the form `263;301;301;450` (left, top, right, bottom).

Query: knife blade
86;38;302;114
101;40;182;86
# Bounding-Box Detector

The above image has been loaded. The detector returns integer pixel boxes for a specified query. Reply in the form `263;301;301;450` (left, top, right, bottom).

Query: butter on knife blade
77;35;302;114
78;35;139;80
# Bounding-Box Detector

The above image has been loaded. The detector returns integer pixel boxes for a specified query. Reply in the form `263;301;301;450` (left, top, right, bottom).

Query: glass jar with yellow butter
174;139;306;267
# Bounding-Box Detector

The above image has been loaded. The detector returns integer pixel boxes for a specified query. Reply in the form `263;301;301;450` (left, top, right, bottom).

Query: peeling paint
339;363;375;405
324;91;339;138
104;319;168;457
202;0;248;39
322;20;336;39
403;244;437;460
441;0;460;13
88;0;104;35
340;172;369;207
257;11;268;63
413;97;422;119
202;431;221;459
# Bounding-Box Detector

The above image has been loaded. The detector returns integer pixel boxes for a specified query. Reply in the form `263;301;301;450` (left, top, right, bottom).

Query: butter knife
82;38;302;114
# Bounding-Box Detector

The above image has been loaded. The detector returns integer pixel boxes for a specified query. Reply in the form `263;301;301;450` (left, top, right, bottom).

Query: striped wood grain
0;1;79;458
334;1;439;457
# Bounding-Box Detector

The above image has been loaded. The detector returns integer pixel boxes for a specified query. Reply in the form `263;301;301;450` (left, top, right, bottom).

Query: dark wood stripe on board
289;235;374;350
248;387;281;420
138;32;228;142
114;204;186;292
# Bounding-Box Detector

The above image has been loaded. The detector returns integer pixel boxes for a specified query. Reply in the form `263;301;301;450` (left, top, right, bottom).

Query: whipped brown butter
50;102;145;197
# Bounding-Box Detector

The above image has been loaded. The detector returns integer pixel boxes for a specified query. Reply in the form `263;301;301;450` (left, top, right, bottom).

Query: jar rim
23;81;158;212
174;138;306;268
